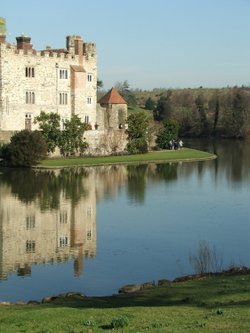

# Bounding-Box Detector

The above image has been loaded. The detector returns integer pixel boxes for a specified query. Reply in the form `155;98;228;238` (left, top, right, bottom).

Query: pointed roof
98;87;127;105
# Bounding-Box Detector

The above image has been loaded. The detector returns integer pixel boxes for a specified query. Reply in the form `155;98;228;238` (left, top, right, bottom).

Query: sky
1;0;250;90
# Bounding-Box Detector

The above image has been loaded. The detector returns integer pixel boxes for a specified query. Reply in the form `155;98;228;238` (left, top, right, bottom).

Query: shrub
111;315;129;329
2;130;47;167
156;119;179;149
127;138;148;154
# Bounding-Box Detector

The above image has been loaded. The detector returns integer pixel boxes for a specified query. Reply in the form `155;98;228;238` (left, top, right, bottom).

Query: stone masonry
0;18;128;153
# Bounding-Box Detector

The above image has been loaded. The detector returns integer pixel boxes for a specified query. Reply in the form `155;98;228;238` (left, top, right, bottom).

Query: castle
0;18;127;154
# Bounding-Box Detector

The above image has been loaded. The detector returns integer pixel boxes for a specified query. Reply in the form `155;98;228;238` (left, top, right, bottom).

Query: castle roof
98;87;127;105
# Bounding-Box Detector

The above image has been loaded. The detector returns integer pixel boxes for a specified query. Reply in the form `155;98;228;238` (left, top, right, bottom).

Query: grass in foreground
1;274;250;332
38;148;215;168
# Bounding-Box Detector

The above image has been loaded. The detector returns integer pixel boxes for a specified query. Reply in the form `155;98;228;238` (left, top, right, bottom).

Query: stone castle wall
0;36;97;132
0;169;97;279
0;26;128;155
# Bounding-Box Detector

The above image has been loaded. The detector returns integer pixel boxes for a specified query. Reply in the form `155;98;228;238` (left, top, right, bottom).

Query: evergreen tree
156;119;179;149
145;97;156;110
126;111;149;154
153;91;172;121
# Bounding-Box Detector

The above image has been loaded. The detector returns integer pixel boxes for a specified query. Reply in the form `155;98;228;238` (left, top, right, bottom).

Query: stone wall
0;36;97;132
96;104;127;131
0;130;15;144
84;129;127;155
0;169;96;280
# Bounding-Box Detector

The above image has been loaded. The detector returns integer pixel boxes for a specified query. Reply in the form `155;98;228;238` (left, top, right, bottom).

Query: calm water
0;139;250;302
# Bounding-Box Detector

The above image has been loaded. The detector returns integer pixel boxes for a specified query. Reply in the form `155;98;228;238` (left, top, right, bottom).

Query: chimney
66;35;83;65
0;35;6;43
16;35;33;50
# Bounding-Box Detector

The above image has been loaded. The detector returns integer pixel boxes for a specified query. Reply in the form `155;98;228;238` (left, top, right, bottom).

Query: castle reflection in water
0;163;178;281
0;167;101;280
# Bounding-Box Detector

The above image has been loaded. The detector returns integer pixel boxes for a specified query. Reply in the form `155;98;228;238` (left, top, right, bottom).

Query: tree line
113;82;250;139
151;87;250;139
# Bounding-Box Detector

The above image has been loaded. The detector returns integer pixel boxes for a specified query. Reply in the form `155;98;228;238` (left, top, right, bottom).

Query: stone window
87;230;92;241
84;115;89;123
59;236;68;247
26;91;35;104
60;211;68;224
87;207;92;218
26;216;35;229
25;114;32;130
59;93;68;105
87;97;92;105
61;118;67;130
25;67;35;78
26;241;35;253
87;73;93;82
59;69;68;79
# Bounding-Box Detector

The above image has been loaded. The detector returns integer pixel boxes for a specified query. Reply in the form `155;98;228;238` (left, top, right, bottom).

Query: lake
0;139;250;302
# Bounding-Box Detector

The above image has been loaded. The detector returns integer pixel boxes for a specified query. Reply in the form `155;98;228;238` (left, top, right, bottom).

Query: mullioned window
25;67;35;78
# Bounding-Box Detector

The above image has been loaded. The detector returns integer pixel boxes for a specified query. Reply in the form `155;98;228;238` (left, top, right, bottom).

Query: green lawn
128;105;149;114
38;148;215;168
1;273;250;332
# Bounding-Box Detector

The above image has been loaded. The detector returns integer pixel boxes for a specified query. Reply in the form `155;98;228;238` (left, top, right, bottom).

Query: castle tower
98;87;127;130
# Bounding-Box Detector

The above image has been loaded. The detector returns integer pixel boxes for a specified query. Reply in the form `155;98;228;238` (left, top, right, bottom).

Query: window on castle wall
59;93;68;105
59;69;68;79
87;230;92;241
61;118;67;130
26;216;35;229
25;67;35;78
84;115;89;124
60;211;68;224
26;91;35;104
59;236;68;247
26;241;36;253
87;74;93;82
87;97;92;105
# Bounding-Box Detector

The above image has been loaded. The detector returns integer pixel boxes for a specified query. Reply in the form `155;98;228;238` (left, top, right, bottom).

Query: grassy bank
1;273;250;332
38;148;215;168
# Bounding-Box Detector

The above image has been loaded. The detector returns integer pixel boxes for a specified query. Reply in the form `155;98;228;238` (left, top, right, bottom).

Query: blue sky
1;0;250;90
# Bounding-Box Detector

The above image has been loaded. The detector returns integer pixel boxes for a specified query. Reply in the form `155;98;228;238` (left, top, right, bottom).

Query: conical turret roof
98;87;127;105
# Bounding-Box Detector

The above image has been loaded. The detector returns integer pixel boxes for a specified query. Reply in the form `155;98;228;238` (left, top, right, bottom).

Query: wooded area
110;83;250;139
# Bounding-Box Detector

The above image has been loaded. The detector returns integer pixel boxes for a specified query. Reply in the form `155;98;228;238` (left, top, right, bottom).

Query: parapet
0;32;96;61
83;42;96;57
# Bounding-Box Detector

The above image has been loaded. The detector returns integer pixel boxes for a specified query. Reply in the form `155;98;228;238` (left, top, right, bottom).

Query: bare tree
189;240;224;274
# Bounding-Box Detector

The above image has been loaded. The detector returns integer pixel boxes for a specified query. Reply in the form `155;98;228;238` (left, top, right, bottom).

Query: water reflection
0;168;96;280
185;139;250;186
0;139;250;299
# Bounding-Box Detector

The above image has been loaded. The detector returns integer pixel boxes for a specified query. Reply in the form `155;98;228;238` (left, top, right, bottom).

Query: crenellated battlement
84;42;96;54
0;35;95;61
0;18;98;138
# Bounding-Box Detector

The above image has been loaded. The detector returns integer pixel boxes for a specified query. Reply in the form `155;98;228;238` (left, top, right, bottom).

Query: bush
111;315;129;329
156;119;179;149
2;130;47;167
127;138;148;154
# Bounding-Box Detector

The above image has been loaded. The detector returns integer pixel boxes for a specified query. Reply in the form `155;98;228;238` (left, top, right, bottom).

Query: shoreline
35;148;216;169
1;266;248;306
